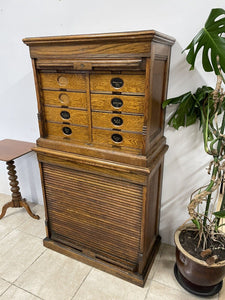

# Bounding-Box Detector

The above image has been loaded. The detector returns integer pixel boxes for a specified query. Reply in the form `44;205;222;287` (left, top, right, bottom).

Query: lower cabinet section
36;148;165;286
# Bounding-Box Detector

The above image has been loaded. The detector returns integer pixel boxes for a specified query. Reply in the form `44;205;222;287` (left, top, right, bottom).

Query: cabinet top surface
23;30;175;46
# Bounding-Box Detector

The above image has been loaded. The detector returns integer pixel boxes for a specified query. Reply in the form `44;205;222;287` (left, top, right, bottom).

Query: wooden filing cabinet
23;30;175;286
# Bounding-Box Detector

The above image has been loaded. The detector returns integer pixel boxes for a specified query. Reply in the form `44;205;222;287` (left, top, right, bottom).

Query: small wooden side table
0;139;40;220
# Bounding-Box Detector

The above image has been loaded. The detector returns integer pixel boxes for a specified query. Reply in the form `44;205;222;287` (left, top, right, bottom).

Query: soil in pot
179;229;225;263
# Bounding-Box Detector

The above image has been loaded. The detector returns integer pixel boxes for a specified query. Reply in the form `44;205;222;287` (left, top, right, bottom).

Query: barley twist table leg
0;160;40;220
7;160;22;206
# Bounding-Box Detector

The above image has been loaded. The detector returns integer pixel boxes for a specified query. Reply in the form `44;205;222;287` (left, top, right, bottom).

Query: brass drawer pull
111;133;123;143
62;127;72;135
111;78;124;89
60;111;70;120
111;97;123;108
111;116;123;126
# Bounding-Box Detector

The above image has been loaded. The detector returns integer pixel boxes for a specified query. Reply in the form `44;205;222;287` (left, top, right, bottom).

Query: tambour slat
50;217;139;262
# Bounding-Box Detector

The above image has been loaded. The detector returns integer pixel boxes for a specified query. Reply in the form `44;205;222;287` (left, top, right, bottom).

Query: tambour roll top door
42;163;143;269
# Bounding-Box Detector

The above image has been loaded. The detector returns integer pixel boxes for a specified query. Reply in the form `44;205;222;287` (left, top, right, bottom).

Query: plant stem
203;110;225;226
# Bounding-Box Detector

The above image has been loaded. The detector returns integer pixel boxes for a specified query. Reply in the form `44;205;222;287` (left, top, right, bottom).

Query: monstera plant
163;8;225;297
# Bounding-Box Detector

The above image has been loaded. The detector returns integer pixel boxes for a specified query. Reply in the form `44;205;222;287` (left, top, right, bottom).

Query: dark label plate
62;127;72;135
111;116;123;126
111;97;123;108
111;133;123;143
60;111;70;119
111;77;124;89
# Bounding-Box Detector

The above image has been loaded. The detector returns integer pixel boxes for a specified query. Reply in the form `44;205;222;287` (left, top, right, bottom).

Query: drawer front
47;123;89;142
92;128;143;149
90;74;145;94
92;112;144;132
91;94;145;114
45;107;88;126
42;163;142;264
42;90;87;108
40;72;86;90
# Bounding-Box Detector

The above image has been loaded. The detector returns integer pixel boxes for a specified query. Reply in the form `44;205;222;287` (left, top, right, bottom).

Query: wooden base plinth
43;236;161;287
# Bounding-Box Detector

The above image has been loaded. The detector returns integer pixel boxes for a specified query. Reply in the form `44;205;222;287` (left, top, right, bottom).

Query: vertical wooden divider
86;72;93;143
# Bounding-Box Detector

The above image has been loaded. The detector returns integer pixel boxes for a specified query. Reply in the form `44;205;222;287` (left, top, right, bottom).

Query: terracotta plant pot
174;226;225;297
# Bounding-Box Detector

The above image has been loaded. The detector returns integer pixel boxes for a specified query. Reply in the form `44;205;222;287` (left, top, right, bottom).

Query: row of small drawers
47;123;143;149
44;107;144;132
42;90;145;114
40;72;145;94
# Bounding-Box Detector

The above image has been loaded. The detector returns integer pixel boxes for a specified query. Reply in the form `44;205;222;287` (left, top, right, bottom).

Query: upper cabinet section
23;30;175;163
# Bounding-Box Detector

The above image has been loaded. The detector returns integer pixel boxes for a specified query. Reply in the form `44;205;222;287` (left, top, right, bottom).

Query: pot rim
174;224;225;268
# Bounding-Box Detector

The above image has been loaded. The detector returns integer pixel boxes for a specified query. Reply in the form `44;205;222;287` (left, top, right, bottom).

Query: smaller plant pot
174;226;225;297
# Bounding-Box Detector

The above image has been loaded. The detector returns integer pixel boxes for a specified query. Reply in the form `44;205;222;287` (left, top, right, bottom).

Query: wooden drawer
92;128;143;149
91;94;145;114
92;112;144;132
40;72;86;91
44;107;88;126
42;90;87;108
47;122;89;142
90;74;145;94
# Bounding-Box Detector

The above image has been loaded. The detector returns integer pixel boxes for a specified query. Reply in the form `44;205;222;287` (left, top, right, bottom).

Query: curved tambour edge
23;30;175;286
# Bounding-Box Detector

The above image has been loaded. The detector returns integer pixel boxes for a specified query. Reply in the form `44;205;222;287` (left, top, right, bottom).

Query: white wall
0;0;223;244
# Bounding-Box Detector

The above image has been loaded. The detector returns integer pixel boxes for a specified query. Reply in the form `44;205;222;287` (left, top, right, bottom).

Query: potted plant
163;8;225;297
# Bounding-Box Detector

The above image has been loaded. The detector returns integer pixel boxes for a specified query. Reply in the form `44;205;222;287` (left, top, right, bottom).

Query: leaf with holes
184;8;225;74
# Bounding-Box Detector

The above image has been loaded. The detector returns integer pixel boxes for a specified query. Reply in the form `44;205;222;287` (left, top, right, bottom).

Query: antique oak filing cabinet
23;31;175;286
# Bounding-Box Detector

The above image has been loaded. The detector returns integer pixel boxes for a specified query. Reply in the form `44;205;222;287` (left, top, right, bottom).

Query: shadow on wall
160;42;214;245
15;152;43;205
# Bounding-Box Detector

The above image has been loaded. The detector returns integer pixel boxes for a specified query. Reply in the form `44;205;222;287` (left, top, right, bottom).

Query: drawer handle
60;111;70;120
59;93;70;105
111;133;123;143
62;126;72;135
57;75;68;86
111;98;123;108
111;116;123;126
111;97;123;108
111;78;124;89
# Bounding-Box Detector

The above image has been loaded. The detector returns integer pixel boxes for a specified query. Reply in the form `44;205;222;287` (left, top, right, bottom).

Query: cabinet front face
42;162;143;271
38;69;146;154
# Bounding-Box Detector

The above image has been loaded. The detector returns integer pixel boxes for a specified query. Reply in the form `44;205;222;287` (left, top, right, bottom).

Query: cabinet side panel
141;162;164;272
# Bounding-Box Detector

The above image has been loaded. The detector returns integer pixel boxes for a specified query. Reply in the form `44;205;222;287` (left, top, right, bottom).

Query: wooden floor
0;193;224;300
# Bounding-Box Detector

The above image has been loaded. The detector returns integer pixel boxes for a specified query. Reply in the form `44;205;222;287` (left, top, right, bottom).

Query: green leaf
163;86;214;130
183;8;225;74
192;218;201;230
213;210;225;218
162;92;192;108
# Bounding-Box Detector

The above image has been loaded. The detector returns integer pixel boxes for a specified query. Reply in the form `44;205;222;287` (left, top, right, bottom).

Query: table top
0;139;36;162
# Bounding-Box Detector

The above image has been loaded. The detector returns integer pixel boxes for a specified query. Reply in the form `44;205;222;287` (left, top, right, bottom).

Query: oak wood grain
24;29;175;286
